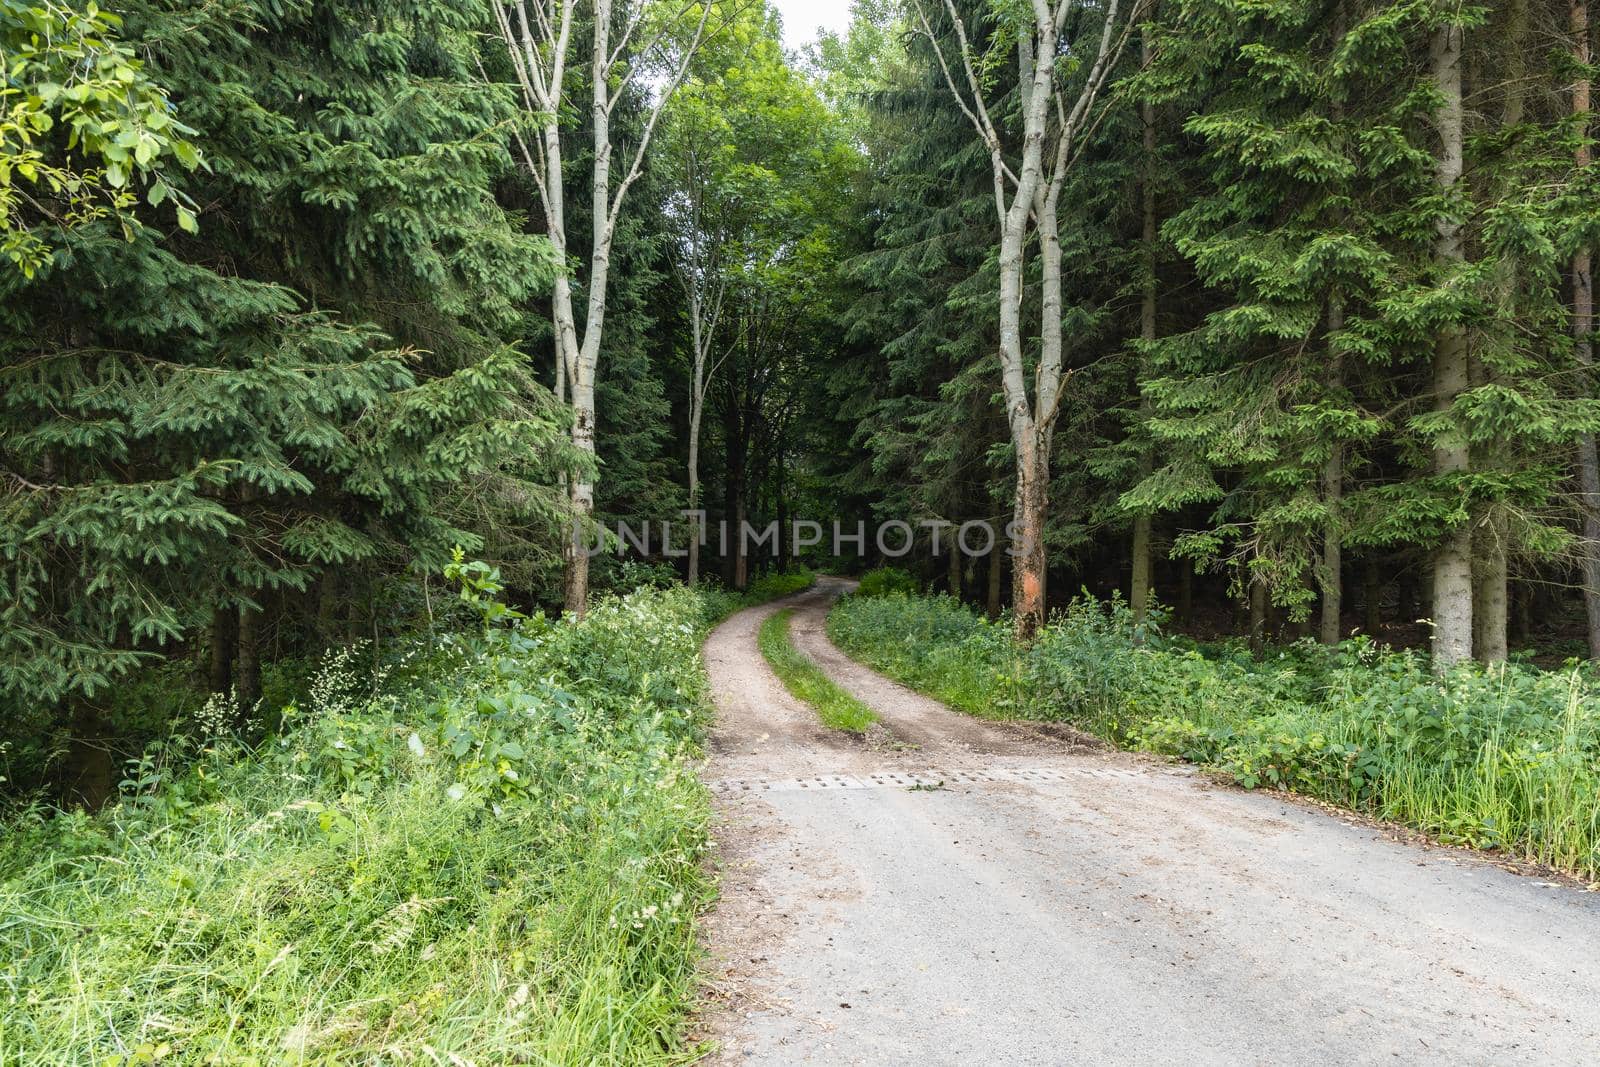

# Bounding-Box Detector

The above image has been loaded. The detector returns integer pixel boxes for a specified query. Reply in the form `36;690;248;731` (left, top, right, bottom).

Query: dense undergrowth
830;591;1600;880
0;561;819;1065
696;567;816;627
758;608;876;733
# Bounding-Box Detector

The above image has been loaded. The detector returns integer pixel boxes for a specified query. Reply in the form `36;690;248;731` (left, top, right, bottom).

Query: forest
5;0;1600;1061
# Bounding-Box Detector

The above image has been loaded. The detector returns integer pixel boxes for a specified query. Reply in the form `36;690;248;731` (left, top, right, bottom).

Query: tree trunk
923;0;1128;641
1248;573;1268;657
948;537;963;600
1177;562;1192;625
1404;569;1425;624
687;400;701;587
1474;510;1509;663
733;489;748;590
987;542;1003;618
1320;298;1345;645
316;571;340;642
1512;579;1534;642
1362;559;1382;635
1011;440;1050;641
726;399;748;590
1131;26;1157;626
563;367;596;615
561;2;624;619
1429;18;1473;671
64;701;114;810
236;601;262;715
1574;0;1600;658
208;605;235;695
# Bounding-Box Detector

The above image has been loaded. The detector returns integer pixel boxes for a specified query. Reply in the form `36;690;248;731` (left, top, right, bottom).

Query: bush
0;563;719;1065
853;566;920;598
829;592;1600;880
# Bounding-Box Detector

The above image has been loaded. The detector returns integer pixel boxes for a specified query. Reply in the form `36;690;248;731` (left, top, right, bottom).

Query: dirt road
698;578;1600;1065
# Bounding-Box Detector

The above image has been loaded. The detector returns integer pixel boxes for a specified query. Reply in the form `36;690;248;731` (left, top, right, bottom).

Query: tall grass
829;592;1600;880
1;578;718;1065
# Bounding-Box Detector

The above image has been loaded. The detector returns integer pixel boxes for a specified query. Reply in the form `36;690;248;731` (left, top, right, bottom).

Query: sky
771;0;854;51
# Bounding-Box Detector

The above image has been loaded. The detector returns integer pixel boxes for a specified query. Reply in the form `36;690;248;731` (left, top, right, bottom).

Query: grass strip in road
758;608;878;733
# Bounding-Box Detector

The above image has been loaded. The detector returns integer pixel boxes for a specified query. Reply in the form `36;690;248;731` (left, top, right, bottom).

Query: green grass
758;608;878;733
829;591;1600;881
0;581;719;1065
696;566;817;628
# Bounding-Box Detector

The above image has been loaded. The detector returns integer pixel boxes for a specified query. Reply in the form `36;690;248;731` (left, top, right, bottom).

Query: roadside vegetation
830;591;1600;881
1;561;722;1065
759;608;877;733
700;568;817;628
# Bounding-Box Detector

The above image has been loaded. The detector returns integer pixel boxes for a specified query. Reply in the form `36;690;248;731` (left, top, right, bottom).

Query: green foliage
0;0;202;275
0;569;718;1064
853;566;921;598
831;592;1600;879
1;0;567;721
695;565;816;627
827;592;1022;718
758;607;876;732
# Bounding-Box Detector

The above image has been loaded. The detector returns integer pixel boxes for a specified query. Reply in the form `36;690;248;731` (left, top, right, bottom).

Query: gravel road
697;578;1600;1065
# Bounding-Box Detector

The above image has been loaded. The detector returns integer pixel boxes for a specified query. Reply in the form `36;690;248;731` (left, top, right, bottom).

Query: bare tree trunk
1513;579;1534;642
916;0;1132;643
987;542;1003;618
1574;0;1600;658
1248;573;1267;657
1012;436;1050;641
561;0;620;616
1131;31;1156;626
947;537;963;600
563;375;596;614
236;601;261;715
733;489;748;591
1475;510;1510;662
209;604;235;695
1429;17;1473;671
1363;559;1382;635
1320;299;1345;645
496;0;709;617
687;318;704;586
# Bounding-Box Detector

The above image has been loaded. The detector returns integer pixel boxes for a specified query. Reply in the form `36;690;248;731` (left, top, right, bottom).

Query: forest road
696;577;1600;1066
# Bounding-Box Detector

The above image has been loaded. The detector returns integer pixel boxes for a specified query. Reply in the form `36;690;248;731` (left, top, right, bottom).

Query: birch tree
1427;10;1472;669
911;0;1139;641
494;0;714;614
662;82;733;587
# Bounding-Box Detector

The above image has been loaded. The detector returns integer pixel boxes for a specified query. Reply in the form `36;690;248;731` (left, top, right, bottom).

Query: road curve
697;577;1600;1065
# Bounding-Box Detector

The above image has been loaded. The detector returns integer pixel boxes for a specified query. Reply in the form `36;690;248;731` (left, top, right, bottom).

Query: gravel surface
696;578;1600;1065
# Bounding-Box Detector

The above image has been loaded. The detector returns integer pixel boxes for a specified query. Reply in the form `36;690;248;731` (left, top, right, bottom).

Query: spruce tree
2;0;564;762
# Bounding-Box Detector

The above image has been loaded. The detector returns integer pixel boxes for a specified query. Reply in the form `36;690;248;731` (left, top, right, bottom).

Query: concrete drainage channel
709;766;1165;794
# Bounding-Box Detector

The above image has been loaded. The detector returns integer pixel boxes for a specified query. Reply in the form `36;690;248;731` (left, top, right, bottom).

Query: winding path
698;577;1600;1065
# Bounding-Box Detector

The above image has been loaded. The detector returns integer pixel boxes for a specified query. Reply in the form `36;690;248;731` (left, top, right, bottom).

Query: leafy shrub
0;561;719;1064
829;591;1600;880
853;566;920;598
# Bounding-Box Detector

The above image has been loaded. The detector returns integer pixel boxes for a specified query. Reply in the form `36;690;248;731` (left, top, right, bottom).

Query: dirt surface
696;578;1600;1065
